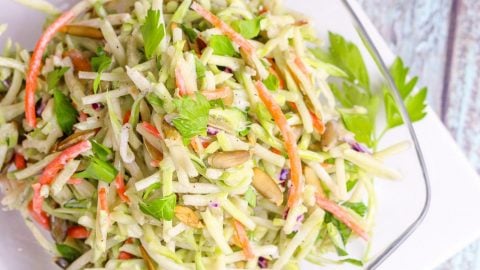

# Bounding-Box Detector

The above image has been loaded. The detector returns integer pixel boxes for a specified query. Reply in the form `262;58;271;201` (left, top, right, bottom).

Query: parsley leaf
47;67;69;90
325;212;352;246
343;202;368;217
329;32;370;90
56;244;81;262
244;187;257;207
53;89;78;134
209;35;238;57
263;74;279;91
141;9;165;59
75;156;118;183
172;93;211;143
384;57;428;129
91;47;112;93
231;17;262;39
90;140;112;161
140;193;176;221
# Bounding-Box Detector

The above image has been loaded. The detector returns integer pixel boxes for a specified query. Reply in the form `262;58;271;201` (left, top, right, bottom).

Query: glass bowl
0;0;430;269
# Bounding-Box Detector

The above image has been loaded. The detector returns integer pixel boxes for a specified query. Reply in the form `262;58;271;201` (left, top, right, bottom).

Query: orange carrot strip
141;122;161;138
98;187;108;212
294;56;310;76
201;86;231;100
191;2;254;54
315;194;369;240
28;201;50;230
14;152;26;170
118;251;135;260
233;220;254;260
39;140;92;185
310;111;325;134
115;173;130;203
31;183;44;217
123;110;131;124
25;10;76;128
65;49;92;72
255;82;302;207
67;225;90;239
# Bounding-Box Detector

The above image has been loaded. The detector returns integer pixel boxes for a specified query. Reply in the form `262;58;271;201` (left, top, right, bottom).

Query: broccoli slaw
0;0;427;269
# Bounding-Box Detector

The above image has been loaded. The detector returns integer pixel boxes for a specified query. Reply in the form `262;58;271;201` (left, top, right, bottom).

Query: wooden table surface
358;0;480;268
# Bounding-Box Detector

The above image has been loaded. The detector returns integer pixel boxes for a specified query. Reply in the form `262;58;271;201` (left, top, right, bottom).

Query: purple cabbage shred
207;126;220;136
258;257;268;268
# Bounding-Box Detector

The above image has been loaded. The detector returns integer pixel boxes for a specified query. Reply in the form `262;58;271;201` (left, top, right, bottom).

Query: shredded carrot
67;225;90;239
270;147;282;155
175;67;189;96
14;152;26;170
39;140;92;185
98;187;109;212
67;178;82;185
289;102;325;134
315;194;369;240
25;10;76;128
201;86;232;100
31;183;44;217
294;56;310;77
232;220;254;260
141;122;161;138
123;110;131;124
118;251;135;260
28;201;50;230
310;111;326;134
191;2;254;54
115;173;130;203
65;49;92;72
255;82;302;207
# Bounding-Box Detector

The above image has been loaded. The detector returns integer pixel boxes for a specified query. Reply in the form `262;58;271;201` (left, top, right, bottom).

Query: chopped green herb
263;74;279;91
342;202;367;217
56;244;81;262
141;9;165;59
90;140;112;161
47;67;69;90
53;89;78;135
209;35;238;57
91;47;112;93
76;157;118;183
173;93;211;143
140;193;176;221
231;17;262;39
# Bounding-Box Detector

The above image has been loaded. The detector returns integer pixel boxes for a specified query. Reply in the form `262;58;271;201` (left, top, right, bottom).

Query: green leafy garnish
91;47;112;93
53;89;78;134
172;93;211;143
339;259;364;267
90;140;113;161
181;24;198;43
47;67;69;90
244;187;256;207
343;202;368;217
263;74;279;91
231;17;262;39
141;9;165;59
329;32;370;90
383;57;428;129
76;157;118;183
143;182;162;200
325;212;351;245
140;194;177;221
56;244;81;262
346;179;358;192
209;35;238;57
